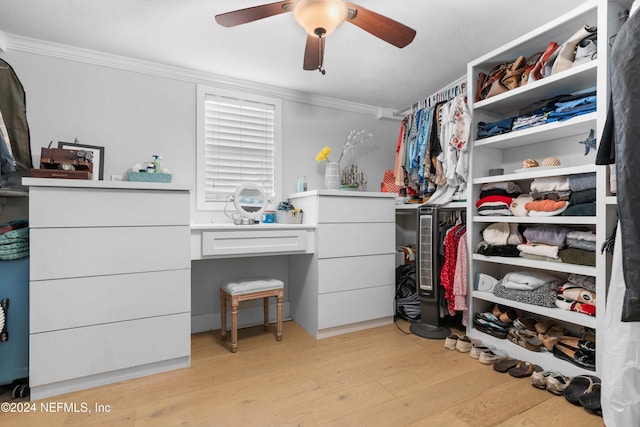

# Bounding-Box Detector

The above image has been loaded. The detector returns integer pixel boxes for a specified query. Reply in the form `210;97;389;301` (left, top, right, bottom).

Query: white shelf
472;290;596;329
473;164;597;184
466;329;595;378
606;196;617;205
474;112;597;149
473;62;597;115
472;216;597;225
473;254;596;276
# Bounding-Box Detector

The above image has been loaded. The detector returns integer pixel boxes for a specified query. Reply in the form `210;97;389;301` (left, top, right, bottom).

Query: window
197;85;281;210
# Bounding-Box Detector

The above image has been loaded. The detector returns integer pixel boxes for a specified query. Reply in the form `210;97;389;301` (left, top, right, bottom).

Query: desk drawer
202;229;307;257
29;313;190;387
318;285;394;329
318;254;394;294
317;223;394;258
30;269;190;333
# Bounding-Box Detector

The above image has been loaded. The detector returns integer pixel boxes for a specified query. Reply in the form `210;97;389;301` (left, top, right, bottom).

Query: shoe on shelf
556;336;596;353
512;317;537;332
508;328;543;352
534;319;556;336
553;344;596;371
541;325;566;351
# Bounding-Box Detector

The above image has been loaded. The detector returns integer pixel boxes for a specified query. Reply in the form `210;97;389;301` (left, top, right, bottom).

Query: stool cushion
224;278;284;295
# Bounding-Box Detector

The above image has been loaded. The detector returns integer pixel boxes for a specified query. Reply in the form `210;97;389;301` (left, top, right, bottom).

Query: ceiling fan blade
215;1;296;27
345;2;416;48
303;34;325;72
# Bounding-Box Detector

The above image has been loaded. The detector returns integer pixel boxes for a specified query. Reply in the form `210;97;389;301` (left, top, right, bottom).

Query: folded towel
530;176;570;192
559;248;596;266
502;270;561;290
525;199;567;212
530;190;572;201
566;238;597;252
476;195;513;208
519;252;564;263
566;230;596;241
568;172;596;192
561;202;596;216
480;181;523;193
494;280;560;307
523;224;570;247
528;203;569;216
569;188;596;206
517;242;560;259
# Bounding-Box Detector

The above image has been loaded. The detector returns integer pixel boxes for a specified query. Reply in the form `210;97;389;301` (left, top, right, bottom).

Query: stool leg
276;289;283;342
220;290;227;341
263;297;269;331
230;296;239;353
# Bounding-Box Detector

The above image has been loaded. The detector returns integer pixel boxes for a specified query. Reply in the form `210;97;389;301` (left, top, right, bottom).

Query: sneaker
455;335;473;352
444;333;459;350
479;349;508;365
470;343;495;359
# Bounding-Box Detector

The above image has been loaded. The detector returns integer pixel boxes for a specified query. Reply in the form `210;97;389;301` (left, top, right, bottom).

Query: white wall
0;46;401;333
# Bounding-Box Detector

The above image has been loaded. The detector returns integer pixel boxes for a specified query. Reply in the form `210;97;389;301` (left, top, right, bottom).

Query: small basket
127;172;173;183
275;210;303;224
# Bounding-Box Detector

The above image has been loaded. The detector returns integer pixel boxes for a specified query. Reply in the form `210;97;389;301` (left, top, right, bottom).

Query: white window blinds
203;93;276;202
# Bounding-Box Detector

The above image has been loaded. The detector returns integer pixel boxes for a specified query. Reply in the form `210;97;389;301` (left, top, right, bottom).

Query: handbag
526;41;560;83
476;63;509;102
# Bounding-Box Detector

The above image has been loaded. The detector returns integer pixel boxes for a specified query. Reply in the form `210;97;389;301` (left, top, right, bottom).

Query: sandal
508;361;542;378
508;328;542;352
563;375;601;405
493;357;519;373
578;382;602;416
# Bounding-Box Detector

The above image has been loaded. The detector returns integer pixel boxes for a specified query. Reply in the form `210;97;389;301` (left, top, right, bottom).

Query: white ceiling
0;0;587;111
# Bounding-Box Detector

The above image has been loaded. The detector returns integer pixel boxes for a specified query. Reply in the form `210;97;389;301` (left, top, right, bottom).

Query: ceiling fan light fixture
293;0;348;37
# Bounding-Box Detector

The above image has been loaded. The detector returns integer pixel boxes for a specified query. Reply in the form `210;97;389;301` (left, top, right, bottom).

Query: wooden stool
219;279;284;353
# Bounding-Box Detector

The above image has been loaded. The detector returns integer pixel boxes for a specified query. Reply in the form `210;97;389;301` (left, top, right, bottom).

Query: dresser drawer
30;226;190;280
29;313;191;387
29;186;189;227
30;269;190;333
318;285;394;329
317;195;395;223
317;223;394;258
318;254;394;294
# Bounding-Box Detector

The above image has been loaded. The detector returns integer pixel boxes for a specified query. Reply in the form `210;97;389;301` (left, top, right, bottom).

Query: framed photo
57;141;105;180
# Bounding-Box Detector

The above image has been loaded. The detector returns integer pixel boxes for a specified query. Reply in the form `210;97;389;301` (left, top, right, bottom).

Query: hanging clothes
439;222;465;315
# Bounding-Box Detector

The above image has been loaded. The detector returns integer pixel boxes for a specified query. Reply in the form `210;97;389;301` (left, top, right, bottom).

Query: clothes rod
392;75;467;117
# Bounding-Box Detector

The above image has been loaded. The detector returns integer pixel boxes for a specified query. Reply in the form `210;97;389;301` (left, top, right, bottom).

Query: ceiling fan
215;0;416;74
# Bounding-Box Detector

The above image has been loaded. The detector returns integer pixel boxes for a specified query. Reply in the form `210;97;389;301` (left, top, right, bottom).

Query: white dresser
288;191;396;338
24;178;191;400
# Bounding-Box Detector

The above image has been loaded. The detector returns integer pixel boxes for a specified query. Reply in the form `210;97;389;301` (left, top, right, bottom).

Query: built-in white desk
191;190;397;339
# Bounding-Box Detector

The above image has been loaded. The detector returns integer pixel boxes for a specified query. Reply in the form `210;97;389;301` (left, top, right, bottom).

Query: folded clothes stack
493;271;562;308
555;273;597;316
0;219;29;260
476;181;522;216
475;222;522;257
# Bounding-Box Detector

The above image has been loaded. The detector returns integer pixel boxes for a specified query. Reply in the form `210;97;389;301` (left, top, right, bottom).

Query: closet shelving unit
465;0;626;378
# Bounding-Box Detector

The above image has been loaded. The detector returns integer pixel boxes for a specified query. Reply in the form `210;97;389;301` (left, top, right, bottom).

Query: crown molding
2;32;399;119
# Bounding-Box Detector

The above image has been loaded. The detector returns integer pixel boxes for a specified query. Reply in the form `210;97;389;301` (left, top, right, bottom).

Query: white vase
324;162;340;190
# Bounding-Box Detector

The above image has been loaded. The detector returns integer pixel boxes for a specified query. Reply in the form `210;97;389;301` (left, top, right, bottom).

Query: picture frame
57;141;105;180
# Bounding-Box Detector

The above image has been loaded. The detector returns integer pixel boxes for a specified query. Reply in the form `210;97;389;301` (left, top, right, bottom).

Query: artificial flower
316;146;332;162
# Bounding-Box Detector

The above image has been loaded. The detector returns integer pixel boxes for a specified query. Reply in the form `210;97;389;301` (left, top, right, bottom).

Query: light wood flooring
1;320;604;426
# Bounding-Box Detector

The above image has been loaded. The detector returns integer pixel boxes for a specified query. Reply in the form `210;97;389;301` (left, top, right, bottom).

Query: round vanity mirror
233;183;267;222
